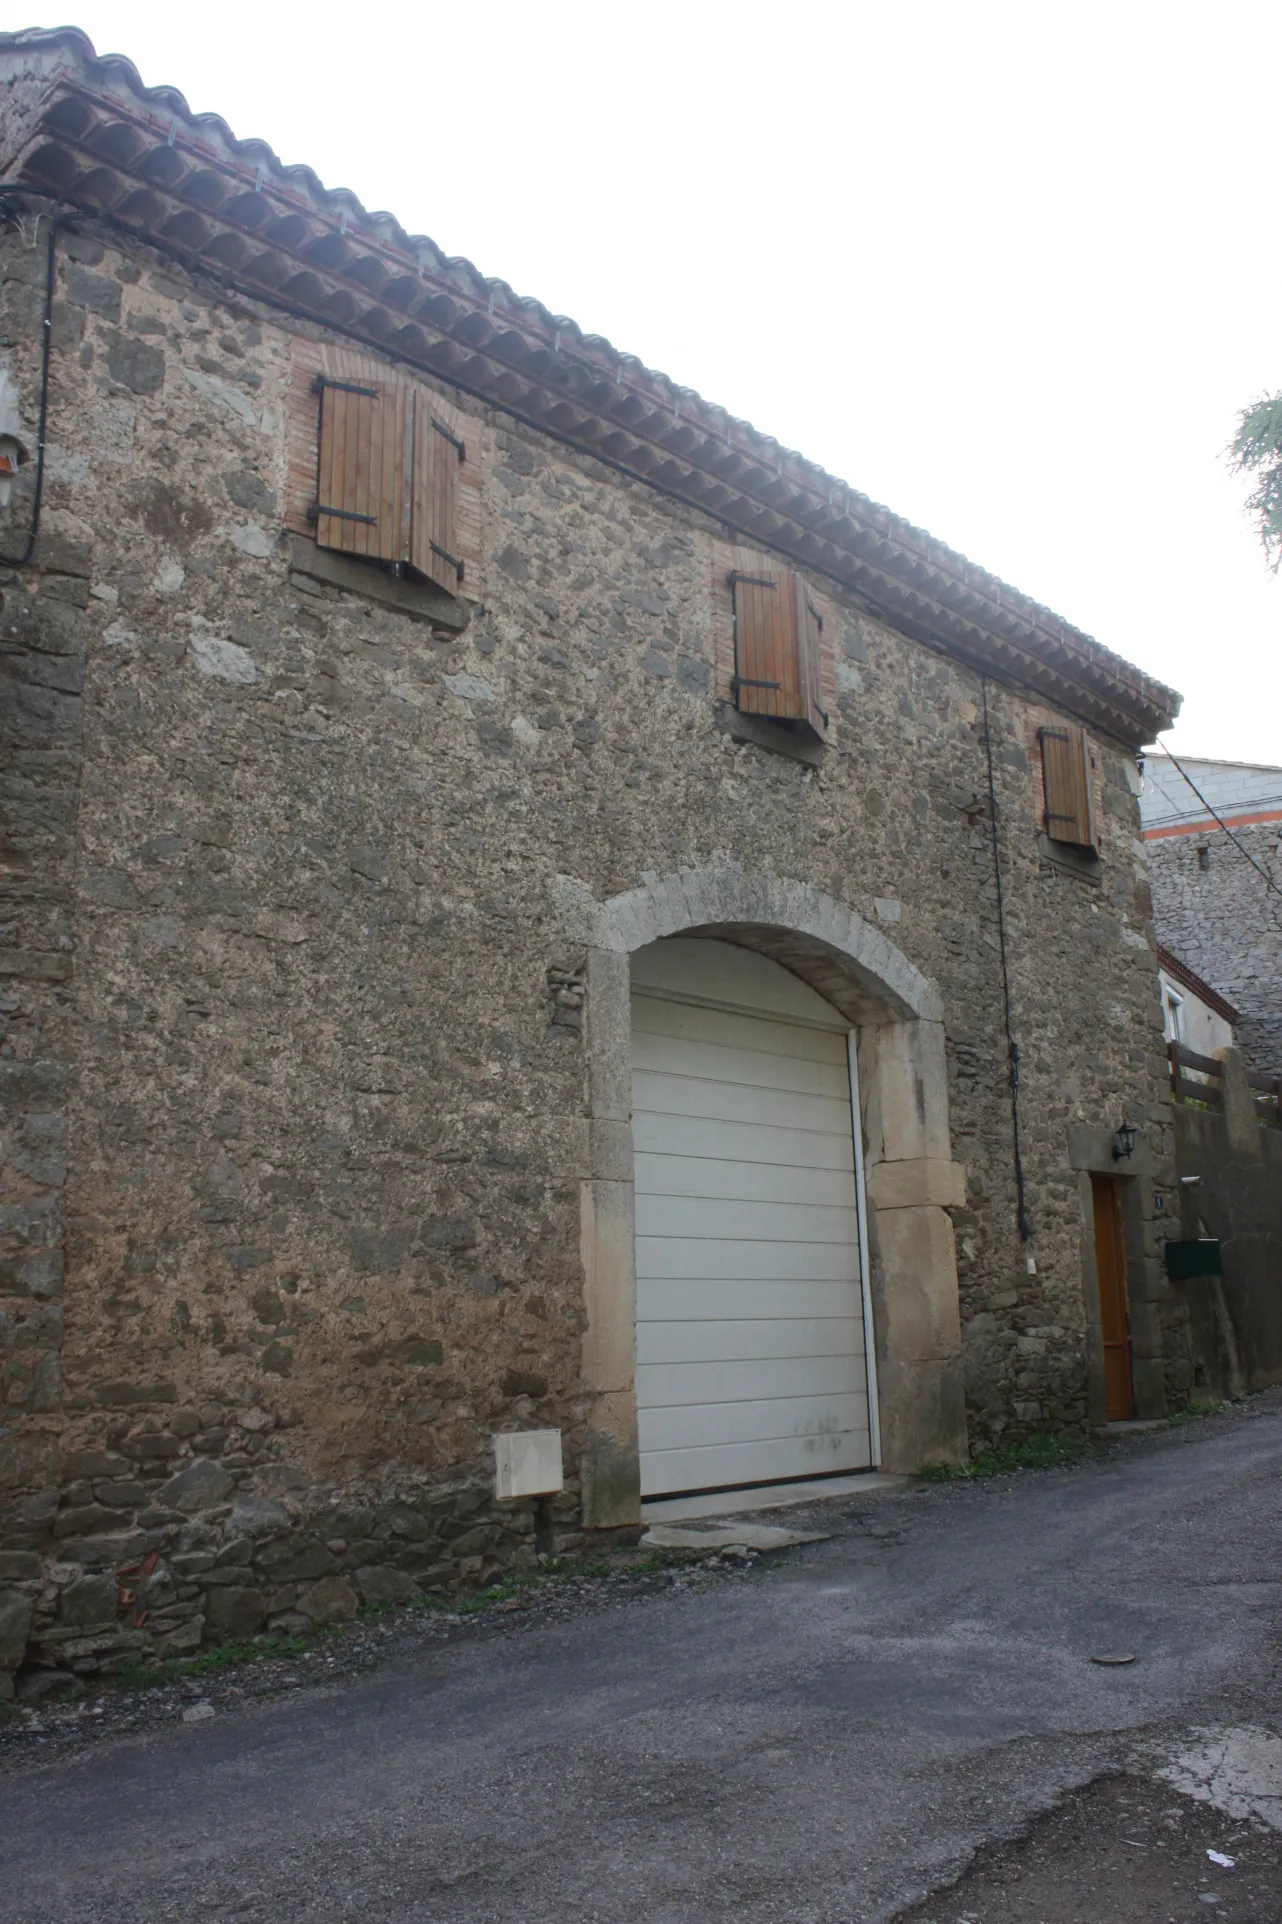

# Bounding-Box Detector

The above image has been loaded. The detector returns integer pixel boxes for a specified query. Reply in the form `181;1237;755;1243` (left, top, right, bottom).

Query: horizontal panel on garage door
637;1235;860;1283
631;939;849;1029
641;1430;867;1496
632;1067;853;1136
639;1353;863;1408
639;1389;868;1455
640;1278;862;1322
633;1110;855;1172
633;998;849;1065
633;1152;857;1208
635;1193;860;1245
637;1316;862;1366
632;1027;850;1099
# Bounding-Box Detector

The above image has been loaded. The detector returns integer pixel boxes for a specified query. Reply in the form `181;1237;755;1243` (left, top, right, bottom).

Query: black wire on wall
0;196;60;568
981;676;1032;1243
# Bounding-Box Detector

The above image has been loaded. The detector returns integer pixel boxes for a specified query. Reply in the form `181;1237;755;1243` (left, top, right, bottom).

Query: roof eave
0;28;1181;746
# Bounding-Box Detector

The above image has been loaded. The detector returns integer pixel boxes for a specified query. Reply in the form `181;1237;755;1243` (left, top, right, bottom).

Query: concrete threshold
641;1470;910;1524
1092;1419;1168;1436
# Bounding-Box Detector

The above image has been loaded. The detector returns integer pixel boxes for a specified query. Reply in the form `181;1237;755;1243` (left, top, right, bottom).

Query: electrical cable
1156;738;1282;910
981;676;1032;1243
0;196;61;568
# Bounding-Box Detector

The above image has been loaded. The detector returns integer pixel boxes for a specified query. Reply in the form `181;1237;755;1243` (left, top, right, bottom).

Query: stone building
1156;946;1237;1060
1141;755;1282;1074
0;29;1186;1691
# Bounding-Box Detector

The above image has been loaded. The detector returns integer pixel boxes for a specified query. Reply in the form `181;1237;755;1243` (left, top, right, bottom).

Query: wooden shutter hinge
312;501;378;526
431;541;464;579
312;375;380;398
432;417;466;461
728;571;777;590
730;674;782;692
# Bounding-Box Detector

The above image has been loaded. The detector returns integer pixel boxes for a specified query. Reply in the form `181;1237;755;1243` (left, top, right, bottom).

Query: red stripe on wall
1143;807;1282;841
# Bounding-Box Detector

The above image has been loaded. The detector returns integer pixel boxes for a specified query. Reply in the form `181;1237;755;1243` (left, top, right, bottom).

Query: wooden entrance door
1090;1174;1134;1421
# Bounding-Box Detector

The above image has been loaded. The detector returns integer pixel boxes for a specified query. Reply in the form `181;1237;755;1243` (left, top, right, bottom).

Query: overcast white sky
56;1;1282;762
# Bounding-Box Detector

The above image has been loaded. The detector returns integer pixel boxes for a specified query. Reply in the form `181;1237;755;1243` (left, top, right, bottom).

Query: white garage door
632;938;874;1498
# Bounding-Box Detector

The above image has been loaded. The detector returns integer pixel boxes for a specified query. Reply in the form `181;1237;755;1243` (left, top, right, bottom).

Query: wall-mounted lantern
1112;1117;1138;1162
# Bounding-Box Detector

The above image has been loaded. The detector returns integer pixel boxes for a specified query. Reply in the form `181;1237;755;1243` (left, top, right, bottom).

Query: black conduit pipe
0;196;62;569
981;675;1032;1243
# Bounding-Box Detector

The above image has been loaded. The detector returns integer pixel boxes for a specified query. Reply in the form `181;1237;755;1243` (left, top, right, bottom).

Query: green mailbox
1165;1238;1224;1280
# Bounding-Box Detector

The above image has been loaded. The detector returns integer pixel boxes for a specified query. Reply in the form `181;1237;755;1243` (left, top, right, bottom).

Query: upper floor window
1038;724;1099;852
729;566;829;742
311;369;465;597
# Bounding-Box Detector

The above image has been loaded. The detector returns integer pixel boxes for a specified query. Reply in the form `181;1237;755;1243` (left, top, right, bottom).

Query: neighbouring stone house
1141;754;1282;1076
0;28;1187;1694
1156;947;1237;1059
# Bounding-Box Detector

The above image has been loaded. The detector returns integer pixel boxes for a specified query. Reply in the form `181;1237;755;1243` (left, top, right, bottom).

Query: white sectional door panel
632;940;872;1498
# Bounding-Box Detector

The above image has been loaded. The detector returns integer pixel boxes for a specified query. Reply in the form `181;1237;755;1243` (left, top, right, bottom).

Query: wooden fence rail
1168;1040;1223;1109
1167;1042;1282;1127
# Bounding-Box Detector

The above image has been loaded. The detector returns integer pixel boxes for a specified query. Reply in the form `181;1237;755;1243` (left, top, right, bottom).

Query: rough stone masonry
0;28;1187;1697
1147;819;1282;1076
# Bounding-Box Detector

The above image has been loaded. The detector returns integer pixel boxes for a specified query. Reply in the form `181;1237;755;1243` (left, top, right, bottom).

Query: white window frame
1163;986;1186;1045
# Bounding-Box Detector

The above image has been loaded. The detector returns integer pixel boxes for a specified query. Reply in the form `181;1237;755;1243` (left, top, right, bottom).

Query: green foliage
422;1553;624;1618
1230;391;1282;569
181;1632;316;1675
920;1430;1092;1480
107;1630;324;1693
1164;1397;1232;1428
111;1662;174;1690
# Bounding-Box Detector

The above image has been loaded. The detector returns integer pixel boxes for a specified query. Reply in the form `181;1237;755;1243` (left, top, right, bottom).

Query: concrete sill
287;535;472;632
1036;831;1102;885
715;704;826;767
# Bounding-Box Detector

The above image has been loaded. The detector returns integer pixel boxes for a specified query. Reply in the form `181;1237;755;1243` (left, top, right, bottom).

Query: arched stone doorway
570;862;968;1526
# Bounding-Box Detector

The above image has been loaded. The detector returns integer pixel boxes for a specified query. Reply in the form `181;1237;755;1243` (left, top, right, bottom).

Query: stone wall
0;211;1184;1695
1147;824;1282;1074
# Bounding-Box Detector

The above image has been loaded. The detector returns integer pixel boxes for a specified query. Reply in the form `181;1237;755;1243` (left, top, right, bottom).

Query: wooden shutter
730;566;828;737
1039;724;1097;848
796;579;830;741
314;373;413;563
411;395;465;596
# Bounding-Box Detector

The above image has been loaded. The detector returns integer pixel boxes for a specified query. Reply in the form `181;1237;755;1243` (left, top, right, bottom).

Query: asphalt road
5;1399;1281;1923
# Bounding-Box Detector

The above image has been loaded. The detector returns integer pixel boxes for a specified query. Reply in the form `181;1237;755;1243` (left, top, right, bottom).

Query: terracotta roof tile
0;26;1181;744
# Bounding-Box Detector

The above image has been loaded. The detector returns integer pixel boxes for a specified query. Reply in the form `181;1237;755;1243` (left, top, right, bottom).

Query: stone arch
590;864;943;1024
570;862;968;1526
